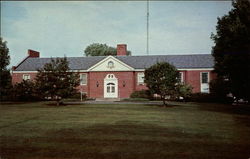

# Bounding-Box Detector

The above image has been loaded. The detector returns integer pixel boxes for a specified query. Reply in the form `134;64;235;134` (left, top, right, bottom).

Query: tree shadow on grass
2;122;250;159
0;101;42;105
199;103;250;116
46;103;68;106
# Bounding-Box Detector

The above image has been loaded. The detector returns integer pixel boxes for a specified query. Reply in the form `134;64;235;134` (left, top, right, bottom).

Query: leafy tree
144;62;179;106
84;43;131;56
211;0;250;102
35;57;79;105
175;83;193;101
209;78;230;101
12;80;38;101
0;37;12;101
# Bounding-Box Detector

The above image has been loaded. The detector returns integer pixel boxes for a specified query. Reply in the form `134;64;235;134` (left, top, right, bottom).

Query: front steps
95;98;121;102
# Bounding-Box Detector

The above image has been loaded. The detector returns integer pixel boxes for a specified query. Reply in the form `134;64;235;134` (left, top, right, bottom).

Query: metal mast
147;0;149;55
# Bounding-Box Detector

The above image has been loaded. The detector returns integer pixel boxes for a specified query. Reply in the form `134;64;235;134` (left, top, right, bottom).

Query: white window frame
23;74;30;81
200;72;209;84
80;73;87;85
137;72;145;85
179;72;184;83
200;72;210;93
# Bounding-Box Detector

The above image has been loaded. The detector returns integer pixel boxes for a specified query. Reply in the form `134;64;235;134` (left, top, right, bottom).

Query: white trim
13;71;38;73
135;68;213;71
178;68;213;71
12;70;86;73
87;56;134;71
135;69;146;72
71;70;87;72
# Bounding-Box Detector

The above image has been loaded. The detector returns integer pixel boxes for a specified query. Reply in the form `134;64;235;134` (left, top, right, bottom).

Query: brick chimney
117;44;127;56
28;49;40;58
12;66;17;71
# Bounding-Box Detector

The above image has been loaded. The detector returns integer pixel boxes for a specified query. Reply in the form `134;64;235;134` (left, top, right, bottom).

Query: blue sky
1;1;232;67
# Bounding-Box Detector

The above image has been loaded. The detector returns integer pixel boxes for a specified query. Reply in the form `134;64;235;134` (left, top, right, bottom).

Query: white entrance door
200;72;209;93
104;74;118;98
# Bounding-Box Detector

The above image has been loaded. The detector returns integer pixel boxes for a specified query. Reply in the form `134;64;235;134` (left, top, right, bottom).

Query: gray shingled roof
15;54;214;71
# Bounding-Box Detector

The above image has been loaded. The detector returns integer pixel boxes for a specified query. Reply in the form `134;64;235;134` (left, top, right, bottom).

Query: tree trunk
163;99;167;106
56;100;60;106
162;95;167;106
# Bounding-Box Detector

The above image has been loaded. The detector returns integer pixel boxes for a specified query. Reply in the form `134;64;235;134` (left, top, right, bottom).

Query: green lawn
0;101;250;159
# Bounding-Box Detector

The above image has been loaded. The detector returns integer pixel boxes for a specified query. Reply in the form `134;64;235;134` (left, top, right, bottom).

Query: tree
0;37;12;101
12;80;38;101
84;43;131;56
144;62;179;106
175;83;193;101
211;0;250;102
35;57;79;105
209;78;231;102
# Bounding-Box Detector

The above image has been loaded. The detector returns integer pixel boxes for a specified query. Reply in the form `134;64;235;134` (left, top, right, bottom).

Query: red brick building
12;44;215;99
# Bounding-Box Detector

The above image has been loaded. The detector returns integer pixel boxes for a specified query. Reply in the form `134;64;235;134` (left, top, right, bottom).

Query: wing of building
12;44;215;99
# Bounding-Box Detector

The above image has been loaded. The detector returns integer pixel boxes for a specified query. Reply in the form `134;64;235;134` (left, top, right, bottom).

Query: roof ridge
34;54;212;59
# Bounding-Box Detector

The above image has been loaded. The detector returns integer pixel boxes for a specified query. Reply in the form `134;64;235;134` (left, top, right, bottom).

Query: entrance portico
104;74;118;98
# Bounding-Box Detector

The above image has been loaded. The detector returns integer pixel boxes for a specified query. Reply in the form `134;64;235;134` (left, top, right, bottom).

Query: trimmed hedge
130;90;152;99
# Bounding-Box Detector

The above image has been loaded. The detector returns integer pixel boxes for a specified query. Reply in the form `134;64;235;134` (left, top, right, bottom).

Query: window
200;72;210;93
137;73;145;84
111;86;115;93
80;73;87;85
23;74;30;81
108;61;114;68
107;83;115;93
178;72;184;83
201;72;209;84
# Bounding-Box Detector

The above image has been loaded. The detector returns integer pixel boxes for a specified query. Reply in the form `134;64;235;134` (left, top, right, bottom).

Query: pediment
88;56;134;71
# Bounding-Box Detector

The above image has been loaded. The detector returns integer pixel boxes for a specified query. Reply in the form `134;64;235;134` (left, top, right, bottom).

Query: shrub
12;80;41;101
122;98;149;102
188;93;215;102
187;78;234;104
62;92;87;102
188;93;233;103
130;90;152;99
209;78;233;103
175;83;193;101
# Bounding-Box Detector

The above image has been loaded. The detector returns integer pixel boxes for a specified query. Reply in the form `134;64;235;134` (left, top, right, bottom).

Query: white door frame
104;74;118;98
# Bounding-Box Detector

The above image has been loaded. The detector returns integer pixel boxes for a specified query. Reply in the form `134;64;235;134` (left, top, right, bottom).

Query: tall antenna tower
146;0;149;55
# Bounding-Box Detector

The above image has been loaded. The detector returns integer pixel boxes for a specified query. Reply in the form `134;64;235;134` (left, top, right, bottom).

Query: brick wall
185;70;216;93
12;73;37;84
88;71;135;98
11;70;217;98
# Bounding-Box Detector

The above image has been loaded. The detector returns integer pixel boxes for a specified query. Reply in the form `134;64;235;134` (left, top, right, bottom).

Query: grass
0;101;250;159
121;98;150;102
